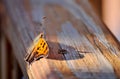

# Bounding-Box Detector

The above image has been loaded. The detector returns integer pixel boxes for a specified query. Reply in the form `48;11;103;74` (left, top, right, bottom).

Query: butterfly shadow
46;41;87;61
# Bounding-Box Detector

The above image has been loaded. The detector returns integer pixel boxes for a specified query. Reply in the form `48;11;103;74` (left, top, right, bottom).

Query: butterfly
24;33;49;64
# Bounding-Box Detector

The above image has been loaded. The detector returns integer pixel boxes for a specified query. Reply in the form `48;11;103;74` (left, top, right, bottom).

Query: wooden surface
1;0;120;79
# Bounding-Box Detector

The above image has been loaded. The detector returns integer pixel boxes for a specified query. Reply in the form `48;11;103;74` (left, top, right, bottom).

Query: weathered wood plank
2;0;120;79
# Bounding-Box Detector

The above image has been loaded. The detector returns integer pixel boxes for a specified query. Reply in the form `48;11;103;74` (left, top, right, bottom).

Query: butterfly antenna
41;16;47;39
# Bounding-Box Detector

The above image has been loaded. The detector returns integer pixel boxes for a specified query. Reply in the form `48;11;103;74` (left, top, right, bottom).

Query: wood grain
2;0;120;79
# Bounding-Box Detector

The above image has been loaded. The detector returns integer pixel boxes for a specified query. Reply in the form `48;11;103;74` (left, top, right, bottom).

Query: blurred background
0;0;120;79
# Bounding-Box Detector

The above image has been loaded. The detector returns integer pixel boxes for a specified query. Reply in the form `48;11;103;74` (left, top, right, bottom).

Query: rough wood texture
2;0;120;79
